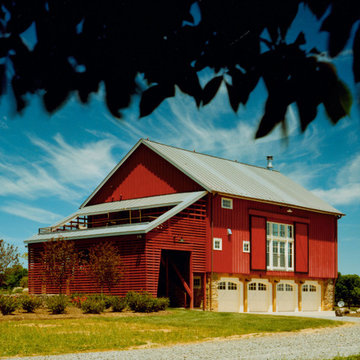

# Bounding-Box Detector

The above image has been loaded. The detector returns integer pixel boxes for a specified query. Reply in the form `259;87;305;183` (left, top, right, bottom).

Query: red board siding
145;200;207;296
210;195;338;279
211;195;250;274
28;236;147;296
295;223;309;273
250;216;266;270
88;144;202;205
28;200;207;296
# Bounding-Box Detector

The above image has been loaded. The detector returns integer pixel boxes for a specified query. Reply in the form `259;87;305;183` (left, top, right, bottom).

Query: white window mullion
266;221;294;272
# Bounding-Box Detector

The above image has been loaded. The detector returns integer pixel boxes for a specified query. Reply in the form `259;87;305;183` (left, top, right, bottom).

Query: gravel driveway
8;316;360;360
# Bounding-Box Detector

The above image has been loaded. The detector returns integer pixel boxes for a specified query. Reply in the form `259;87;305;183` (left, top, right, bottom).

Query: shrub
125;291;169;313
81;298;106;314
88;294;113;309
110;296;127;312
70;294;88;308
46;295;68;314
153;297;170;312
19;295;42;313
20;276;28;288
0;295;19;315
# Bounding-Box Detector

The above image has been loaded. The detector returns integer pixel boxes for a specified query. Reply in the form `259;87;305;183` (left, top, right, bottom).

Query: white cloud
0;133;120;203
0;161;78;200
110;85;304;165
312;153;360;206
29;133;117;189
0;202;62;224
312;184;360;206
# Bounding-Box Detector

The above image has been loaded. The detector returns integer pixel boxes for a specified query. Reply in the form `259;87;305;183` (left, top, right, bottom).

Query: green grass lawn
0;309;342;358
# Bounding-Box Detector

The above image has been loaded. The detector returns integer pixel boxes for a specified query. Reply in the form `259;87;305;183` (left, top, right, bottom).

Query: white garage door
277;283;297;312
302;284;321;311
247;282;270;312
217;280;242;312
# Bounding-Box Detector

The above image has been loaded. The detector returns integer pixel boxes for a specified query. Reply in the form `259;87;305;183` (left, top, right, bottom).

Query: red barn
26;139;342;312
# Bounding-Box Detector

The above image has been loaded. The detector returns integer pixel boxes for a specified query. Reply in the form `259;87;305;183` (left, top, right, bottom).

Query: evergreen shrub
19;295;42;313
46;295;68;314
0;295;18;315
110;296;127;312
81;298;106;314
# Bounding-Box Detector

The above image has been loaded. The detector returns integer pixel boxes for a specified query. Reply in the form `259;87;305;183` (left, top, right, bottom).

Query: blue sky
0;5;359;275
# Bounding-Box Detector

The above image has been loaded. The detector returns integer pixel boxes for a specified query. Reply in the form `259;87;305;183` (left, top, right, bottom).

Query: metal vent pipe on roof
267;156;273;170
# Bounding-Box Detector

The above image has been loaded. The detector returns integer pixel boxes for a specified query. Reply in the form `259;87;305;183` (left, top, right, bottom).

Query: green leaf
255;95;288;138
225;81;240;112
140;84;175;118
323;80;353;123
202;76;223;106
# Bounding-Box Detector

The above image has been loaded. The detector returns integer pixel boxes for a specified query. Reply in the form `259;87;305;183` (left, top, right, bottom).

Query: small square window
243;241;250;253
221;198;233;209
228;282;237;290
249;283;257;291
213;237;222;250
193;276;201;289
258;283;267;291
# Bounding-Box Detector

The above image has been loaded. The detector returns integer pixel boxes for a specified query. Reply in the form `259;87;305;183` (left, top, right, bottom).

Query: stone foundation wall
322;279;335;310
205;273;219;311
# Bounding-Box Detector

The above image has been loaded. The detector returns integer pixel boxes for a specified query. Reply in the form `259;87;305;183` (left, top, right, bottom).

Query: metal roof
52;192;199;228
25;191;207;244
81;139;342;215
144;140;342;215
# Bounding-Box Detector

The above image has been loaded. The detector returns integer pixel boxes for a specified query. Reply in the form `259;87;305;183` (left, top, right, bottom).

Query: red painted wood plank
250;216;266;270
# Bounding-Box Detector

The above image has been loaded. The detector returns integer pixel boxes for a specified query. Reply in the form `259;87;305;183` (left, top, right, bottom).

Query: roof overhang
25;191;207;244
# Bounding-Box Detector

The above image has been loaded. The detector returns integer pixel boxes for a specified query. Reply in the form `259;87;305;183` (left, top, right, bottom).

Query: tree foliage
0;1;358;136
87;241;123;294
40;238;79;294
0;239;19;287
335;273;360;307
1;264;28;289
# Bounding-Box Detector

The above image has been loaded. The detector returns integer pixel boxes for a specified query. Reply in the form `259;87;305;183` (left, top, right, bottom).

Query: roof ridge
142;138;279;172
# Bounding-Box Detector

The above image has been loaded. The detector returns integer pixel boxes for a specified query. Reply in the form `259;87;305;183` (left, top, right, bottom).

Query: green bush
81;298;106;314
46;295;68;314
110;296;127;312
153;297;170;311
20;276;28;288
125;291;169;313
0;295;19;315
19;295;42;313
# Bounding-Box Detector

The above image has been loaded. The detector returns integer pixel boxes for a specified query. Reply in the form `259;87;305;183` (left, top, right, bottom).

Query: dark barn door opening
157;250;191;308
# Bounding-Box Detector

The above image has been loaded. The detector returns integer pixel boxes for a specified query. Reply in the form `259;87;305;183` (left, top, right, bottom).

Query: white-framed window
248;282;257;291
243;240;250;253
193;276;201;289
277;283;284;291
221;197;233;209
302;284;317;292
278;283;294;292
213;237;222;250
266;222;294;271
218;281;226;290
228;282;237;290
258;283;267;291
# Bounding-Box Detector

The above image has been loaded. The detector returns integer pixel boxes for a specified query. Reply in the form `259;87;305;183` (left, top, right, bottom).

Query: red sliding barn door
250;216;266;270
295;222;309;273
